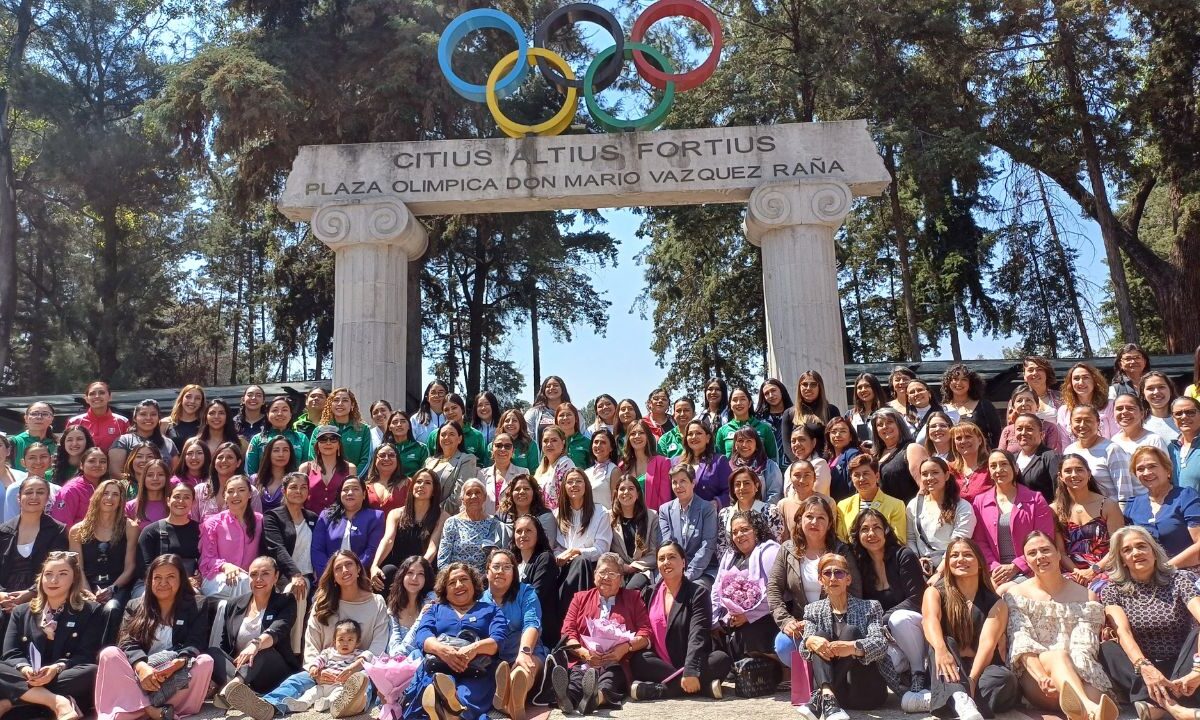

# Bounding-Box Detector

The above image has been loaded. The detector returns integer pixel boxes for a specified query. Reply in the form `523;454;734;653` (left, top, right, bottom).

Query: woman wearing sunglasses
795;553;893;720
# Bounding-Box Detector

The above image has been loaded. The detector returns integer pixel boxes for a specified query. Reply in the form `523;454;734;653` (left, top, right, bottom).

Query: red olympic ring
630;0;723;92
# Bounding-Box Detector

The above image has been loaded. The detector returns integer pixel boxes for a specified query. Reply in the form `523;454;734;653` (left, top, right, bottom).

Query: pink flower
717;568;764;616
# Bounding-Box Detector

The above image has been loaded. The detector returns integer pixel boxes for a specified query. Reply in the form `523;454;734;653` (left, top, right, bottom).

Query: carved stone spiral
809;182;851;224
747;183;794;226
312;205;353;245
311;198;428;259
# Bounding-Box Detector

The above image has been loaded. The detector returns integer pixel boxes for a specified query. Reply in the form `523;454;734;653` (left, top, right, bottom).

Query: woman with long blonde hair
70;478;138;643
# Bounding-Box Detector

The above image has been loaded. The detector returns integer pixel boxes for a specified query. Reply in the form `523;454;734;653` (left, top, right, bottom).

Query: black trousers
807;625;888;710
928;637;1020;718
1100;627;1200;706
557;557;596;612
0;660;98;708
720;615;778;658
100;586;133;646
629;650;731;695
566;664;628;706
208;645;296;693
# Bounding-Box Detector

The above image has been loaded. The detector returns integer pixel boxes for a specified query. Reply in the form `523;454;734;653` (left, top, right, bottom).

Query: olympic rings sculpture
437;0;722;137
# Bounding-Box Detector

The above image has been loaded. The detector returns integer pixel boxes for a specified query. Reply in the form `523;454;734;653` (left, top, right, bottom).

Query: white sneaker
901;690;932;713
314;696;332;712
283;697;310;713
952;691;984;720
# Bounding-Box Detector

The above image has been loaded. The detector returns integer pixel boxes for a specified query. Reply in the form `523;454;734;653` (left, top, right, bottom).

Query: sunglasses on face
821;568;850;580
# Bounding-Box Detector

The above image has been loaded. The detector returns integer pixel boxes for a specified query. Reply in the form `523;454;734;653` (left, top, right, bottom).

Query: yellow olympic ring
486;48;578;138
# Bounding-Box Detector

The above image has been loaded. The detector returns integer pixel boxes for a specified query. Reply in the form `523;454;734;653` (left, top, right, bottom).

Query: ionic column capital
311;197;428;260
744;180;853;245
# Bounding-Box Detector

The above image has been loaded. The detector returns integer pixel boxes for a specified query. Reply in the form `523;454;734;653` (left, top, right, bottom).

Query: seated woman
199;475;263;598
717;467;782;554
96;554;214;720
1126;446;1200;568
658;465;720;591
629;542;731;701
906;457;977;577
403;563;507;720
438;479;510;574
850;508;927;710
0;551;102;719
0;476;69;612
1005;531;1115;720
769;495;861;669
126;459;170;530
554;553;652;714
496;474;558;550
261;472;317;605
312;476;385;578
836;454;906;542
729;428;783;505
511;514;560;650
224;550;389;720
1098;526;1200;720
209;556;299;701
363;443;407;514
371;469;446;594
609;475;660;594
921;538;1020;720
68;478;138;644
554;468;613;608
972;450;1055;588
384;555;435;657
136;483;201;596
795;553;893;720
484;549;545;720
711;511;780;660
1053;453;1124;589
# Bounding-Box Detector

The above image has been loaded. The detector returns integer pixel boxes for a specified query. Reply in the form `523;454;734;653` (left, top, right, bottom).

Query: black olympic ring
533;3;625;93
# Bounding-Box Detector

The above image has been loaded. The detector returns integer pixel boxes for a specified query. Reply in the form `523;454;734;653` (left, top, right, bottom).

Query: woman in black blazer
628;542;732;700
136;483;202;590
0;550;102;719
511;513;560;648
209;556;299;696
0;477;68;617
97;553;213;720
261;473;318;604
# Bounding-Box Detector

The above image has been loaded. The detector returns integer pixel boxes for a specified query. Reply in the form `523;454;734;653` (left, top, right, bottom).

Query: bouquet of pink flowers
581;616;637;654
717;568;764;615
364;655;420;720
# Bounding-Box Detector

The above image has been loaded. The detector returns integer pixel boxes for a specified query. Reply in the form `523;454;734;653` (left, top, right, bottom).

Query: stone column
311;198;428;407
744;180;852;392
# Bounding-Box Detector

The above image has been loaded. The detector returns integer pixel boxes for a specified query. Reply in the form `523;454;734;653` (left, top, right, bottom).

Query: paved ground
195;689;1139;720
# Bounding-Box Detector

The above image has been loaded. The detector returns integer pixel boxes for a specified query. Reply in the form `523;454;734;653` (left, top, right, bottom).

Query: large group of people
1;346;1200;719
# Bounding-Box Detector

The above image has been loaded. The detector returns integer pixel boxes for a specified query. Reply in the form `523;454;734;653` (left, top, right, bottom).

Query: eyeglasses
493;443;513;450
489;564;515;572
26;411;52;419
1174;409;1199;418
596;570;620;579
318;436;339;443
821;568;850;580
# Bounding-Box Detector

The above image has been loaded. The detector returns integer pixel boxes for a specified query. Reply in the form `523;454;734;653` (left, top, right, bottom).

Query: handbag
423;630;490;678
732;656;781;698
145;650;194;707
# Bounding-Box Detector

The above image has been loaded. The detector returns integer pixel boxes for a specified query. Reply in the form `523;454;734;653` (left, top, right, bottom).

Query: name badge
265;615;274;622
66;622;75;628
176;620;185;626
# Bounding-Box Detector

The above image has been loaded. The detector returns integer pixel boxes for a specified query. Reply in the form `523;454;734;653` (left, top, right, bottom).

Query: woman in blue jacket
483;548;544;720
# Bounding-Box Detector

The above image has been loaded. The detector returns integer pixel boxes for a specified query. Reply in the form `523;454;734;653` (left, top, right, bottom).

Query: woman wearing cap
298;425;354;515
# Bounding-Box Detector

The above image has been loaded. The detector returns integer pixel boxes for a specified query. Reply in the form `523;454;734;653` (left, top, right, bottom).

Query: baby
287;619;375;715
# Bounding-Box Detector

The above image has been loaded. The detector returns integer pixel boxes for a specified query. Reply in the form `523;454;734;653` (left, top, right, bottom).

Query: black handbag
732;656;782;698
423;629;490;678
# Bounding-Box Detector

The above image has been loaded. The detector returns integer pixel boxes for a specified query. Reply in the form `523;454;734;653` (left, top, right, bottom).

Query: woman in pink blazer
199;474;264;598
971;449;1056;587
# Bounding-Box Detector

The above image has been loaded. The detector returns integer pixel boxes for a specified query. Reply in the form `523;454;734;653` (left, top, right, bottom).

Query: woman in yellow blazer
836;454;906;543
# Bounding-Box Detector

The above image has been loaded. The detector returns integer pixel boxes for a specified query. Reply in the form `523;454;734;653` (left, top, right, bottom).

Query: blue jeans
775;631;802;668
262;671;316;715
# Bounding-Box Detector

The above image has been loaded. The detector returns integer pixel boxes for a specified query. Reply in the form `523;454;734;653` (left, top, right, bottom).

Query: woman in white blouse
906;457;976;578
553;468;612;608
584;429;619;511
480;432;525;515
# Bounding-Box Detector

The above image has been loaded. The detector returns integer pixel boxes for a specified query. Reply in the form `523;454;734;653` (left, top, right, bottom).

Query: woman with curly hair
711;510;781;660
307;388;372;477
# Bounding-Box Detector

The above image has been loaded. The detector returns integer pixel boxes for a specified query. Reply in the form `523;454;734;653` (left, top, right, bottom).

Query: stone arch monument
278;121;890;405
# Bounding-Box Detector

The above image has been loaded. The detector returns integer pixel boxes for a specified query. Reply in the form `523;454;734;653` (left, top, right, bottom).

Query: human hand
934;648;959;684
319;670;342;684
96;586;113;603
515;652;538;674
291;575;308;603
729;614;748;628
235;644;258;668
806;637;832;661
991;564;1016;585
136;662;162;692
783;619;803;639
680;676;701;694
156;658;186;679
1175;671;1200;696
369;567;385;592
1036;674;1057;698
1143;665;1178;707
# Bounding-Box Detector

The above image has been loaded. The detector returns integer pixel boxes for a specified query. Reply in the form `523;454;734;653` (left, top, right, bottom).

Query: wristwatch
519;646;532;655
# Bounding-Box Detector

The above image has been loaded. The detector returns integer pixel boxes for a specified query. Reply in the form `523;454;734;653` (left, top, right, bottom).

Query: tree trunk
1036;172;1093;356
0;0;37;383
884;146;922;361
463;230;488;403
406;255;422;411
96;211;123;379
948;305;963;361
1053;4;1139;344
230;260;243;385
529;284;541;396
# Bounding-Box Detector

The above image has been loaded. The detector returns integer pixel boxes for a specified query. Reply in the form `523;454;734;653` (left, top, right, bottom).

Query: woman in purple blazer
312;476;385;577
971;449;1057;587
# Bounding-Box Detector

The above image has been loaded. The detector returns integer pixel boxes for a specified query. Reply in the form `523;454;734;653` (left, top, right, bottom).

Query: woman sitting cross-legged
223;549;389;720
96;554;215;720
553;552;653;714
795;552;892;720
199;475;264;599
1005;531;1115;720
402;562;508;720
921;538;1020;720
483;549;545;720
628;542;731;701
208;556;299;702
1097;525;1200;720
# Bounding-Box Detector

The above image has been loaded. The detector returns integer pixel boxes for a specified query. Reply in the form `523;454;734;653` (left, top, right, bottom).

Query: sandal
156;706;175;720
1059;683;1087;720
1099;694;1119;720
